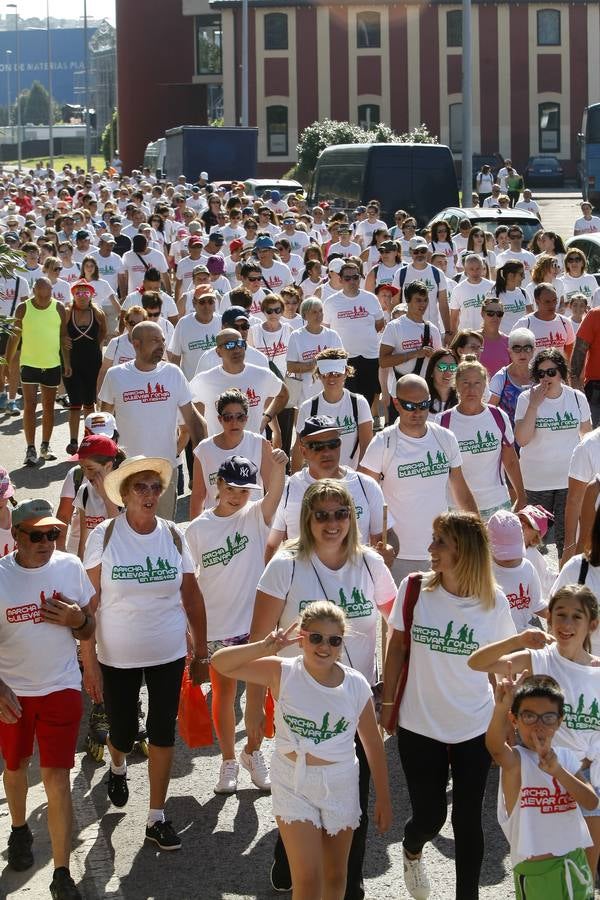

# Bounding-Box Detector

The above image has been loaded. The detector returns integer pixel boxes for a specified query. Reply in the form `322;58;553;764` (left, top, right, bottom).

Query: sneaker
240;748;271;790
7;825;33;871
65;438;78;455
39;442;57;461
214;759;239;794
145;819;181;851
49;867;82;900
0;391;7;411
6;399;20;416
270;857;292;892
107;769;129;807
24;445;38;467
403;849;430;899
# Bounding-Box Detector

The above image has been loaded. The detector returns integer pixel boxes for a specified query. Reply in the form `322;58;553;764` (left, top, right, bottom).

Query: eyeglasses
131;481;163;496
300;630;343;648
219;339;247;350
246;276;262;282
312;506;350;522
342;274;360;281
18;526;61;543
511;344;534;353
436;362;458;373
484;310;504;318
220;412;248;423
412;249;427;255
396;398;431;411
146;311;161;318
536;367;559;379
194;298;215;305
517;710;560;726
265;306;282;314
305;438;342;452
126;319;142;327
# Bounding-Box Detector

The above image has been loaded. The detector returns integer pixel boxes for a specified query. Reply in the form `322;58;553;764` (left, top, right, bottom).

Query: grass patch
4;155;106;172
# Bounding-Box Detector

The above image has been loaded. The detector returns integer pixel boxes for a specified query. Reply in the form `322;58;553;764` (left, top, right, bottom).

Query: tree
101;108;118;164
25;81;51;124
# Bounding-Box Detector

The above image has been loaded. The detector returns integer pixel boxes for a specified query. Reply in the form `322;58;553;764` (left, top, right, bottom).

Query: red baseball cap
229;239;244;252
188;236;203;247
71;434;118;460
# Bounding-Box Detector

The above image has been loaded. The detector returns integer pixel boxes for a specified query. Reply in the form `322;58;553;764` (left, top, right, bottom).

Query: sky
12;0;115;24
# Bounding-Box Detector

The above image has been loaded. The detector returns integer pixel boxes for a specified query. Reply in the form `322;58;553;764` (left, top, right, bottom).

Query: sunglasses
342;274;360;281
412;249;427;255
511;344;534;353
146;311;161;318
265;307;282;314
220;412;248;423
131;481;163;495
195;298;215;305
18;526;61;543
247;276;262;282
52;266;62;272
517;711;560;726
536;367;559;379
436;362;458;373
305;438;342;452
300;630;343;648
312;507;350;522
219;339;247;350
397;398;431;411
484;310;504;318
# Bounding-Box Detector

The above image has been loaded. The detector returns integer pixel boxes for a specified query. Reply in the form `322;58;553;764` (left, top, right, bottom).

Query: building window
537;9;560;46
195;15;222;75
357;11;381;49
449;102;462;152
446;10;462;48
267;106;288;156
358;104;380;130
539;102;560;151
264;13;288;50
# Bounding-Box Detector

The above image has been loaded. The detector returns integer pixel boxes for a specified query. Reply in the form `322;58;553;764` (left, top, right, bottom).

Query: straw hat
104;456;172;506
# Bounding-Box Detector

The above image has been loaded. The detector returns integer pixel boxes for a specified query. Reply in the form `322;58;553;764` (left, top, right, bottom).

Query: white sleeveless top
193;431;264;508
498;745;591;865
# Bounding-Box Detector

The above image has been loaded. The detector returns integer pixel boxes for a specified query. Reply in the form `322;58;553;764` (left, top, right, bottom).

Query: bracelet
72;612;89;633
381;701;395;706
263;412;273;423
192;655;210;665
563;543;576;552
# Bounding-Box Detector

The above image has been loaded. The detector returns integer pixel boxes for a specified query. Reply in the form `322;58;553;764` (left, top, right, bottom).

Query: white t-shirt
286;326;343;402
272;467;389;544
392;577;515;741
327;240;361;259
193;431;265;508
380;317;442;394
104;332;136;365
260;261;293;292
574;216;600;235
495;249;536;281
59;263;81;286
84;515;194;668
257;548;397;684
194;343;268;374
176;255;205;295
0;519;15;558
392;264;448;332
122;248;168;293
168;314;221;380
568;431;600;486
190;362;281;435
429;240;456;277
512;313;575;352
50;278;72;305
0;551;94;695
551;555;600;656
493;559;545;632
354;218;387;247
449;278;495;330
98;360;193;464
296;391;372;469
86;277;114;310
74;482;109;536
0;274;29;317
558;273;599;306
249;322;293;378
323;289;383;358
526;545;556;599
122;289;178;320
90;250;124;292
514;199;541;216
497;289;530;332
186;501;269;640
515;387;590;489
361;423;462;559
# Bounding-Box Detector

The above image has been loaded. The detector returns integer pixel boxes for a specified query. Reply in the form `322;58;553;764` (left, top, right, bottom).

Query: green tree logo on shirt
535;411;577;431
283;711;350;744
299;585;373;618
112;556;178;583
397;450;449;479
458;430;499;455
335;414;357;435
412;620;479;655
563;694;600;731
201;531;249;568
188;335;217;351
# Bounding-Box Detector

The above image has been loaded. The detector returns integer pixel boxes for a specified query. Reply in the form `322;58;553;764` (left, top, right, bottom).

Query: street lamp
47;0;53;167
6;3;21;171
82;0;91;172
5;49;11;144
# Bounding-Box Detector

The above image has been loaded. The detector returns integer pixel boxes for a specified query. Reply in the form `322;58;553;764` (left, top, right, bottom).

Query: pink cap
518;504;553;539
487;509;526;561
0;467;14;500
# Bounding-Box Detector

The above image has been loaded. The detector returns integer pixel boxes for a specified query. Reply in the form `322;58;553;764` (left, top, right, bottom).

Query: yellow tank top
20;298;62;369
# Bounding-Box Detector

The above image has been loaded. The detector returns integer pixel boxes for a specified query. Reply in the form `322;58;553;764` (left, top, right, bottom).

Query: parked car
429;207;542;247
566;235;600;285
244;178;304;198
524;156;564;187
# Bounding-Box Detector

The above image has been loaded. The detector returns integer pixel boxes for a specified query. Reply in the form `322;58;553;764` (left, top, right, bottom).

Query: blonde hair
285;479;363;562
300;600;346;633
424;511;497;609
455;355;488;386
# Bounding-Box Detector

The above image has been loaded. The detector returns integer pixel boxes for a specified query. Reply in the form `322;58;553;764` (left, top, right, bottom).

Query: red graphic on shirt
535;332;566;349
521;778;577;814
122;382;171;403
263;274;283;289
302;344;326;360
250;299;263;314
85;515;105;528
338;305;369;320
1;539;16;558
402;337;433;351
245;387;261;407
6;589;61;624
507;583;531;611
262;338;287;359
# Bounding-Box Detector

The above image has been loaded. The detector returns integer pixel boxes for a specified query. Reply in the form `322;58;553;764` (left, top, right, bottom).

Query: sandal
66;439;79;455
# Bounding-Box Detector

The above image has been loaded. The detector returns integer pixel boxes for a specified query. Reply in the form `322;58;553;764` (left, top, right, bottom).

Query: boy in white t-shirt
487;672;596;899
487;509;548;632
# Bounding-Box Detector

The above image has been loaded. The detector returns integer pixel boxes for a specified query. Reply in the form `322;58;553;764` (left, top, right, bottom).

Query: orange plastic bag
177;667;213;748
264;688;275;739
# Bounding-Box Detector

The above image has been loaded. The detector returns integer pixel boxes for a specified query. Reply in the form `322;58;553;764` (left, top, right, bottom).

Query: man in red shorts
0;499;95;900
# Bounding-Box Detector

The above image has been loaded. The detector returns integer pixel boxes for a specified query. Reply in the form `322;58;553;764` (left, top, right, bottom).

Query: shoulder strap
398;266;408;294
431;266;441;287
440;410;451;430
82;486;89;509
578;557;590;584
310;395;319;418
413;322;430;377
102;517;117;550
488;405;509;446
349;391;360;460
362;553;374;585
389;573;423;726
520;289;528;302
72;465;84;495
102;516;182;555
284;557;296;603
283;480;291;510
355;472;369;501
168;523;183;555
135;252;150;271
9;275;22;315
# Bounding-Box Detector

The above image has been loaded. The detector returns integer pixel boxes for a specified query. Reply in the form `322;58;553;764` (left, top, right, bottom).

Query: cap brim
221;479;262;490
301;427;343;438
20;515;66;528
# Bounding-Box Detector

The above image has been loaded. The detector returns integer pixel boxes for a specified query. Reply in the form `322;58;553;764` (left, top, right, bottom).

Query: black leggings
398;727;491;900
347;356;380;408
100;656;186;752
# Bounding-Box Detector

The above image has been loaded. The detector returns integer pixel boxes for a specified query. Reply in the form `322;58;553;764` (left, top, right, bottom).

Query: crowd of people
2;159;600;900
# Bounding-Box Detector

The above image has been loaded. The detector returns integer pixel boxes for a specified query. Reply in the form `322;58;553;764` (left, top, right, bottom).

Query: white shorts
271;752;361;836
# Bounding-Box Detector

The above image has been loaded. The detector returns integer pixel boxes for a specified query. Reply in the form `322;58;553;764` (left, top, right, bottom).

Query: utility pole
241;0;248;126
461;0;473;204
83;0;91;171
47;0;54;167
7;5;21;171
5;50;11;145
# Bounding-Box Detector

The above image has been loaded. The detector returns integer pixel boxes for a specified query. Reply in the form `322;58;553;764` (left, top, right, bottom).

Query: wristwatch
263;412;273;423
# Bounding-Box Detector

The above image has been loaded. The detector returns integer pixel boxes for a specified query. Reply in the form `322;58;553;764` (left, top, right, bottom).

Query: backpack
578;557;590;584
397;264;441;297
393;322;431;379
310;391;361;461
439;405;510;482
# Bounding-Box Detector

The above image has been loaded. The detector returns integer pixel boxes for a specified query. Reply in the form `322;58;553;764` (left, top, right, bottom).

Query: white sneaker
403;849;430;899
214;759;239;794
240;749;271;790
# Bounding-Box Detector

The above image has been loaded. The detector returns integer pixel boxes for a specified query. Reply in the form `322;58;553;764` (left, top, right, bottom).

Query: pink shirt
481;333;510;377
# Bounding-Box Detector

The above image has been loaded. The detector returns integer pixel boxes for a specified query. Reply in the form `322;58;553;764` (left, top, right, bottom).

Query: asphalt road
0;189;595;900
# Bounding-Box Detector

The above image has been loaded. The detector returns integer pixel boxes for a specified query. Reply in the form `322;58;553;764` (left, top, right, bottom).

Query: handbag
284;372;303;408
177;663;213;748
388;573;423;728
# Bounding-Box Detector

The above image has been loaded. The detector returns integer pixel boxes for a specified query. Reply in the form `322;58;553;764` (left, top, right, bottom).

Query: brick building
116;0;597;178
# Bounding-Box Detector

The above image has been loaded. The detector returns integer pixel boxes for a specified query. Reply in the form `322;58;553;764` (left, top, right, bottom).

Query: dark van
307;143;459;226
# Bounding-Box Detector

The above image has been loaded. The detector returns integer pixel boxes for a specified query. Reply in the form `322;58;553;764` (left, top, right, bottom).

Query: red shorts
0;688;82;771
